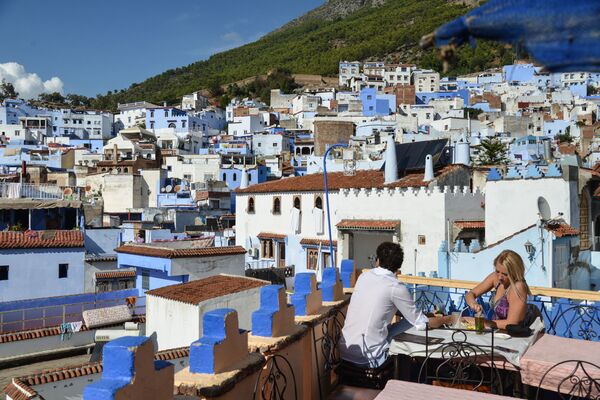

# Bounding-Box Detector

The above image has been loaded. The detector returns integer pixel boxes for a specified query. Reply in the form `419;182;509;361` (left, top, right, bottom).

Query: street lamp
322;143;349;269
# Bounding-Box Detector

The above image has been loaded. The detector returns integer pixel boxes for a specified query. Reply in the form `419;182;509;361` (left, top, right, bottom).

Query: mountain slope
94;0;510;110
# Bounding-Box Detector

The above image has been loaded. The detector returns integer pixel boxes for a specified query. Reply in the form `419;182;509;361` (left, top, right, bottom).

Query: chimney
454;134;471;166
424;154;434;181
113;144;119;165
163;101;167;107
239;168;249;189
384;135;398;184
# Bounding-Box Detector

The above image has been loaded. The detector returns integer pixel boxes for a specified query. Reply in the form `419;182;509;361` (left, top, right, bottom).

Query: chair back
535;360;600;400
418;328;502;394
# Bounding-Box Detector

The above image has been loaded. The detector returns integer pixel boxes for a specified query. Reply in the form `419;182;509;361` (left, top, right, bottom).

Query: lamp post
323;143;349;270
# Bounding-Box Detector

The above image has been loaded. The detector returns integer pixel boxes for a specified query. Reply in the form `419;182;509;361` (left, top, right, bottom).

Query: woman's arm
465;272;496;314
487;282;528;330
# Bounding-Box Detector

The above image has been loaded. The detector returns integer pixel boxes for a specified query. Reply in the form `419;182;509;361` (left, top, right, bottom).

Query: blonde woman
464;250;532;330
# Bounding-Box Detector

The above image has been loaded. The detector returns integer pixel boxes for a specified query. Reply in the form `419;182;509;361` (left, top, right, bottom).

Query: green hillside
90;0;512;110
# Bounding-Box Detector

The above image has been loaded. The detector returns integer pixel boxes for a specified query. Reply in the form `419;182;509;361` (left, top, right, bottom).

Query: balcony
0;182;81;201
3;273;600;400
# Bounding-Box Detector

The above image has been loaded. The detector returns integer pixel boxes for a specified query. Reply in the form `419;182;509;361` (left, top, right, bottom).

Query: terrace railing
398;275;600;342
0;182;81;201
0;296;146;333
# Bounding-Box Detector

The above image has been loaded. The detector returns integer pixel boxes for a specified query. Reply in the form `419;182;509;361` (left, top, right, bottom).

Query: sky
0;0;324;98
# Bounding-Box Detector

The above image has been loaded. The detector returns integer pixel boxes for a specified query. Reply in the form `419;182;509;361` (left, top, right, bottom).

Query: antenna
537;196;551;221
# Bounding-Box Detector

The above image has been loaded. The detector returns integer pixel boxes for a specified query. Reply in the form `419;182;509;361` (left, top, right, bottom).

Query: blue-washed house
0;230;86;302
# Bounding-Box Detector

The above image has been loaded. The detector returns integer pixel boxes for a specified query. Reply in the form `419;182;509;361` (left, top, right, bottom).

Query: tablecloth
388;318;544;368
374;380;513;399
520;334;600;397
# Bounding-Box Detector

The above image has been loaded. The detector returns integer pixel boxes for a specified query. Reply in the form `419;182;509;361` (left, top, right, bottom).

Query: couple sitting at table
340;243;530;368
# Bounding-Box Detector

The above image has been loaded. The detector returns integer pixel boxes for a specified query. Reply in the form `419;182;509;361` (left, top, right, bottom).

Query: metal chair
418;328;502;394
548;305;600;341
253;354;298;400
535;360;600;400
312;308;345;400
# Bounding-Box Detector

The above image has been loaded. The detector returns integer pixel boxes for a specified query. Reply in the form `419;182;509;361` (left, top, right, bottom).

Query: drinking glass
475;313;485;334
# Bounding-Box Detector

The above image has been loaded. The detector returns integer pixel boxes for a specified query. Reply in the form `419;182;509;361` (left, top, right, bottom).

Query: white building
145;274;268;350
115;102;158;130
252;132;292;157
181;92;209;111
236;149;482;278
384;64;414;86
339;61;361;88
413;70;441;93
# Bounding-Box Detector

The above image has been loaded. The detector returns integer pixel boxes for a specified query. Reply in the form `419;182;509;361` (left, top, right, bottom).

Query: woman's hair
493;250;532;299
376;242;404;273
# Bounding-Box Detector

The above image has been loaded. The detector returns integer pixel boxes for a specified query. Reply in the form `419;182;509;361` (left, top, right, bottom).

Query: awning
336;219;399;232
257;232;287;240
0;199;82;210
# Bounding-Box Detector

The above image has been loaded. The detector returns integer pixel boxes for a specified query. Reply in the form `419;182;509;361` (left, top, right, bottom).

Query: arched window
248;197;255;213
168;123;176;128
222;173;226;181
314;196;323;209
580;193;590;248
232;173;237;182
293;196;301;210
273;197;281;214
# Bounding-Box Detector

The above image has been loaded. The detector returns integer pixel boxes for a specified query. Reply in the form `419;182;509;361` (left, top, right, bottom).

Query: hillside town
1;58;600;399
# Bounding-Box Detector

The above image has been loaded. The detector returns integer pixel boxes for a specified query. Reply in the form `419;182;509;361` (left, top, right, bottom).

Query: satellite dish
153;213;165;225
174;185;181;193
165;184;173;193
537;196;551;221
63;187;73;196
160;187;166;193
110;168;118;175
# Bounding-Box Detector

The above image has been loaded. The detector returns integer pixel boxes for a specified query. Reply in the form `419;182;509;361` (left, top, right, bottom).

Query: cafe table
387;318;545;369
519;334;600;397
374;380;515;399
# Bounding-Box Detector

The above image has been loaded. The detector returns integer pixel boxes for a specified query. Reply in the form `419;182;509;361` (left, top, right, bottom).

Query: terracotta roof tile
3;345;190;398
336;220;399;231
114;244;246;259
454;220;485;229
95;270;136;279
0;230;84;249
257;232;287;240
4;379;38;400
235;166;461;194
545;221;579;237
300;238;337;247
0;315;145;344
145;274;268;305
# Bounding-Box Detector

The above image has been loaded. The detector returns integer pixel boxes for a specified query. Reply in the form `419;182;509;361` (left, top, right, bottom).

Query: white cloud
0;62;64;99
221;32;242;43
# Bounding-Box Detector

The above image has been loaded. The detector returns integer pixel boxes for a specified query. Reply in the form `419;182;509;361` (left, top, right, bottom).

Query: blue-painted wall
416;89;470;105
219;166;268;190
0;248;86;302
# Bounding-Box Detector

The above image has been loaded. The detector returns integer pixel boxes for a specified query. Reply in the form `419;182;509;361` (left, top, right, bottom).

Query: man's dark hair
376;242;404;273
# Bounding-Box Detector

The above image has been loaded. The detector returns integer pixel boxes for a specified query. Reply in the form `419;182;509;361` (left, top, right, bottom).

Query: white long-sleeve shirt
340;267;428;367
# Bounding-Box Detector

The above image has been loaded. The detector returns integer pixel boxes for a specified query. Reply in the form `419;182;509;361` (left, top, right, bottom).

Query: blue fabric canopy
427;0;600;72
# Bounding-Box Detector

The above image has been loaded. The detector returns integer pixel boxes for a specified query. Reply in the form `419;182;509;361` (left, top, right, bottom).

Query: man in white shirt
340;242;450;367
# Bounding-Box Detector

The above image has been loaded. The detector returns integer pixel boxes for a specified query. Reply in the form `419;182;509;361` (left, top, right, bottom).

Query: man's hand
428;315;451;329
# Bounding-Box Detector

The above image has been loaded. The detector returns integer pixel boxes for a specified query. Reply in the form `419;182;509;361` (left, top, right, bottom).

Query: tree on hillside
475;138;508;166
38;92;66;105
0;79;19;102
